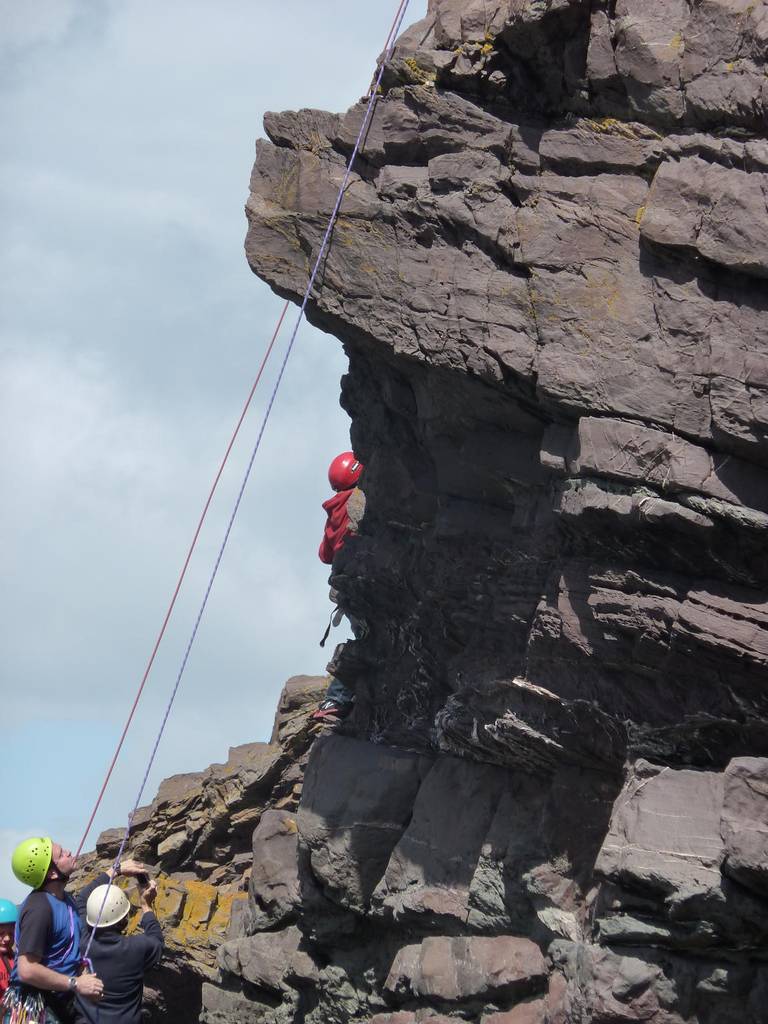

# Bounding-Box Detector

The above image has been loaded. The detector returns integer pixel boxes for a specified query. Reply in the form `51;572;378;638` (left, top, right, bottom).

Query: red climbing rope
76;0;412;866
75;299;290;859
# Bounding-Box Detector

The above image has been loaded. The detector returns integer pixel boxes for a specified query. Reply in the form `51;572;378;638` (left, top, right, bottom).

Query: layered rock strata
204;0;768;1021
73;676;326;1022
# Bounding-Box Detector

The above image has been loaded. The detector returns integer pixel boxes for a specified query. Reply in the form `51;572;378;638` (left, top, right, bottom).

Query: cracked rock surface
73;676;326;1023
151;1;768;1021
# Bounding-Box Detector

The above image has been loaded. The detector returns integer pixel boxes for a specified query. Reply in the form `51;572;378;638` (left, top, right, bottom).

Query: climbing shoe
310;699;352;723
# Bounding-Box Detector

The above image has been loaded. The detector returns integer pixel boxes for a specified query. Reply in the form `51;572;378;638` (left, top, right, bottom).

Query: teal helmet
0;898;18;924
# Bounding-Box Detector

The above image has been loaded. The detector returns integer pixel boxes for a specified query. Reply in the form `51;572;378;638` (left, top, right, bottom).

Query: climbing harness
41;899;78;972
2;987;50;1024
3;912;78;1024
1;986;76;1024
2;890;82;1024
81;0;412;948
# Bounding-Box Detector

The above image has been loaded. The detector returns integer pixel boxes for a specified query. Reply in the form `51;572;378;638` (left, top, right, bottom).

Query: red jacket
0;954;12;996
318;490;353;565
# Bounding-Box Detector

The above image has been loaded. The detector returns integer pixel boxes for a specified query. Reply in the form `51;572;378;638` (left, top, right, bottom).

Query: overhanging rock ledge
94;2;768;1022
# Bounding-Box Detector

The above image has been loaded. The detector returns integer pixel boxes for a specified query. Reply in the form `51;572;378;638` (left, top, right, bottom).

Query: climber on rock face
311;450;366;723
6;837;104;1024
317;451;365;565
72;867;163;1024
0;899;18;997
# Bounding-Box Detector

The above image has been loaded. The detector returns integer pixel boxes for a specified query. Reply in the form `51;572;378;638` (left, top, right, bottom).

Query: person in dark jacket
312;451;366;723
74;863;162;1024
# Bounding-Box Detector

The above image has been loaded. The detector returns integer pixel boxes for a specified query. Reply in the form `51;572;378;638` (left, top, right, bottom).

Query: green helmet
12;837;53;890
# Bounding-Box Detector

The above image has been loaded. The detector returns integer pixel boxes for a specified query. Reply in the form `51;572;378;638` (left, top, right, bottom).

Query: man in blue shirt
9;837;103;1023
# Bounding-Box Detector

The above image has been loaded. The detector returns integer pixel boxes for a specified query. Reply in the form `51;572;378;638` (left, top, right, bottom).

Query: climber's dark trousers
325;599;360;706
326;676;353;706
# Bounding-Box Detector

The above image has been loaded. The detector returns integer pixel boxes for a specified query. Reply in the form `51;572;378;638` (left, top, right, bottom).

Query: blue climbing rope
82;0;412;953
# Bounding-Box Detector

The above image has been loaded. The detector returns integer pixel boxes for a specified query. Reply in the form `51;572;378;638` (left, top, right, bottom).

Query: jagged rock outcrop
73;676;326;1022
197;1;768;1022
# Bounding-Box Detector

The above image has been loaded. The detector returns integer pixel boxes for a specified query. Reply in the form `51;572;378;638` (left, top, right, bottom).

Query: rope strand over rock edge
82;0;412;953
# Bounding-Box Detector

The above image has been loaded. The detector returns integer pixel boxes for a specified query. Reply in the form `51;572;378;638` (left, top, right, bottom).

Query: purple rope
82;0;411;957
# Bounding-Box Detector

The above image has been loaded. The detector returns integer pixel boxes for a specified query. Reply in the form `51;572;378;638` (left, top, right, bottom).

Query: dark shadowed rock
371;757;510;927
593;759;768;951
247;809;301;930
721;757;768;899
384;936;547;1004
480;1001;547;1024
218;925;317;994
298;734;433;911
595;761;725;897
370;1014;458;1024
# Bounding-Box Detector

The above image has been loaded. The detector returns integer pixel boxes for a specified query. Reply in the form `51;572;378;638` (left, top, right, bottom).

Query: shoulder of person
16;893;53;955
20;891;52;919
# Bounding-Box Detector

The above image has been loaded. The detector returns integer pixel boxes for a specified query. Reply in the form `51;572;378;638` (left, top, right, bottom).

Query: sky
0;0;428;902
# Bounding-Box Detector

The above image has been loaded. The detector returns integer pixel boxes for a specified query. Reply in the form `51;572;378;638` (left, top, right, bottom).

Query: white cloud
0;165;216;236
0;0;78;53
1;343;172;506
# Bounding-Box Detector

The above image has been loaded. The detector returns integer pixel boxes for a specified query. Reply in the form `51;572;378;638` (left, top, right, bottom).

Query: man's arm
137;882;163;969
74;873;110;924
74;859;148;925
138;916;163;969
17;955;103;1002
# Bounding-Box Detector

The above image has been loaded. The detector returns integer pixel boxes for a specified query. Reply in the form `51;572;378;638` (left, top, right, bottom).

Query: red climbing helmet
328;451;363;491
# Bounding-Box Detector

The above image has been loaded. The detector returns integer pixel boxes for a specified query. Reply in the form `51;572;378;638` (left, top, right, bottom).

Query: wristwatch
68;977;77;992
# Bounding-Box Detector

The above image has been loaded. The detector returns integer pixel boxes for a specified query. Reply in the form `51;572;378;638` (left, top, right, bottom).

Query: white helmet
86;884;131;928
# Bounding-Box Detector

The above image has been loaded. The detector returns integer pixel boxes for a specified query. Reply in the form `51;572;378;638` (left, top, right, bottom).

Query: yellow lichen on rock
172;880;217;944
151;878;187;927
585;117;661;141
667;31;683;55
209;893;247;940
403;57;437;86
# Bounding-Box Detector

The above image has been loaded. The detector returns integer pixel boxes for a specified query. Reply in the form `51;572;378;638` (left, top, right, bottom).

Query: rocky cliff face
74;676;326;1022
205;1;768;1021
84;2;768;1022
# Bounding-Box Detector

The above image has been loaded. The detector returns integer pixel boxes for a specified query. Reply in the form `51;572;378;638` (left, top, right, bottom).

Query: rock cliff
74;676;326;1022
82;2;768;1022
221;0;768;1020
